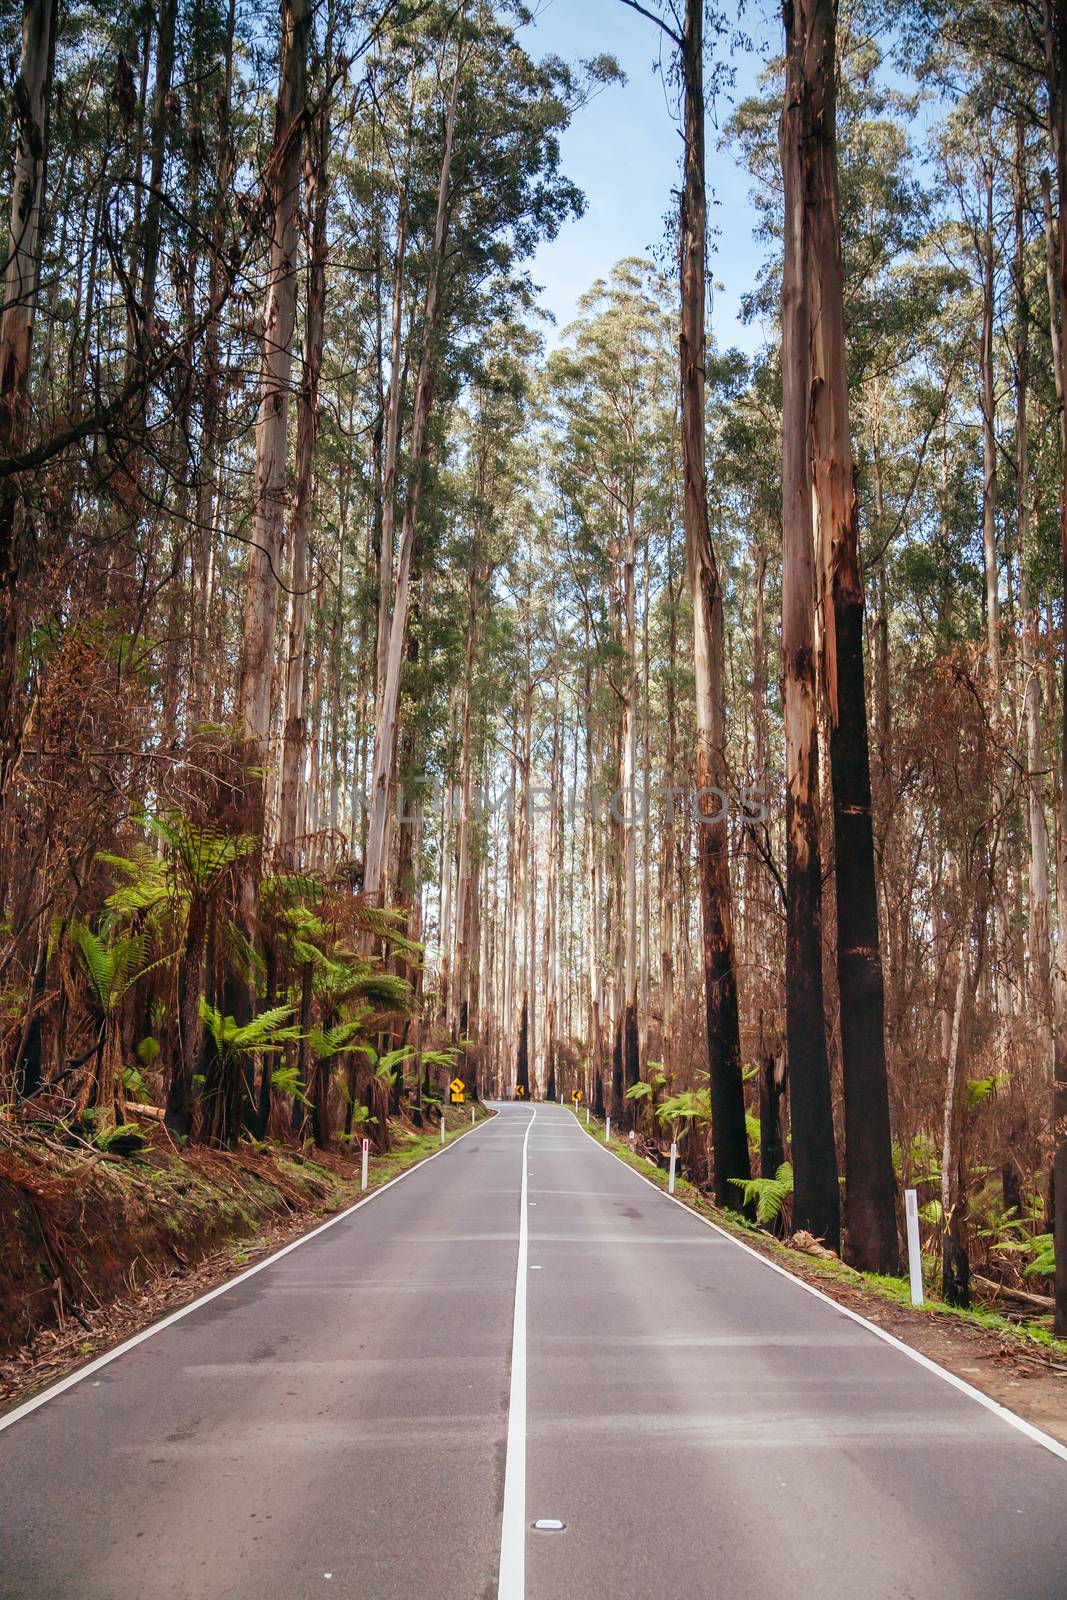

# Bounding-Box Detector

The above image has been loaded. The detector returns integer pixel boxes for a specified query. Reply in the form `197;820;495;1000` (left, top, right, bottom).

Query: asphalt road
2;1101;1066;1599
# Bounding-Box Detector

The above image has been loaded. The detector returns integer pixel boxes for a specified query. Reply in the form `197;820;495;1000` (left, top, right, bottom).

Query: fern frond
1023;1234;1055;1278
728;1162;793;1225
271;1065;311;1106
307;1018;368;1060
197;998;299;1055
228;1004;299;1052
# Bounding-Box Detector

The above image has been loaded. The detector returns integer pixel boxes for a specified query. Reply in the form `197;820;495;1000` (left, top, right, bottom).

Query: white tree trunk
237;0;312;762
364;55;460;899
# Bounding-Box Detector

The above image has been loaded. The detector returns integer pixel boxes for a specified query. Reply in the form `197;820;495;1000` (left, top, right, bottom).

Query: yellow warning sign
515;1083;526;1099
571;1089;583;1103
449;1076;465;1103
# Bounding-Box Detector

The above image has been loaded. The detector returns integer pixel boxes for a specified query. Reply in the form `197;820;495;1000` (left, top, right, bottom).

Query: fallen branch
972;1272;1055;1313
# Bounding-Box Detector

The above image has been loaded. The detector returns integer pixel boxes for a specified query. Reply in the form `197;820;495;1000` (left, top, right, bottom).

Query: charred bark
516;990;530;1099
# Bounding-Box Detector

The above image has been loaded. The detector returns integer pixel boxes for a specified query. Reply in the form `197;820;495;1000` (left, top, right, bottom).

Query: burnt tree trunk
804;0;898;1273
759;1052;787;1178
515;992;530;1100
624;999;640;1127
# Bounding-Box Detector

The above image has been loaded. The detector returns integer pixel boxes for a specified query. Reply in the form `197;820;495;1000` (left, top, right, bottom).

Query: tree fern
198;999;301;1058
353;903;424;965
99;847;172;916
656;1089;711;1133
271;1065;311;1106
69;919;152;1012
729;1162;794;1225
306;1019;372;1061
146;810;250;880
421;1047;464;1072
314;955;413;1015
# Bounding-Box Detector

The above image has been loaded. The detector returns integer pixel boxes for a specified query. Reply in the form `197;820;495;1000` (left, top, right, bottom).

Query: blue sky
519;0;781;356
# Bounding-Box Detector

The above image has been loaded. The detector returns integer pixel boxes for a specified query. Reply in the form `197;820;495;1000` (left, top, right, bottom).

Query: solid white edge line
497;1105;536;1600
569;1106;1067;1467
0;1108;497;1436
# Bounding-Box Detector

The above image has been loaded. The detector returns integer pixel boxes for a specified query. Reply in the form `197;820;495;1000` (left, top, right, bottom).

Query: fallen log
971;1272;1055;1313
788;1229;839;1261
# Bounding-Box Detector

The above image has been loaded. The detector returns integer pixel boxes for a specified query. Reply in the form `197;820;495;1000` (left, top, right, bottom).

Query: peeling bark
680;0;750;1206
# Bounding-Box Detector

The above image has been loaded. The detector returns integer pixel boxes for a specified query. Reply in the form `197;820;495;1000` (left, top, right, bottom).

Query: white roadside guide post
668;1142;678;1195
905;1188;923;1306
585;1105;589;1125
471;1105;475;1124
605;1116;611;1143
440;1114;446;1145
361;1138;369;1193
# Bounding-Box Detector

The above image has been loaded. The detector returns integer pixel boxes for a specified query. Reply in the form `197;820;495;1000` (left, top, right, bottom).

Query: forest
1;0;1066;1355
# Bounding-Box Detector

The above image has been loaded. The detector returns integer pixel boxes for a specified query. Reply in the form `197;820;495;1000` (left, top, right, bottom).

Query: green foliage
421;1047;463;1070
306;1019;372;1062
69;920;156;1013
896;1133;941;1188
729;1163;794;1226
136;1036;160;1067
339;1104;377;1136
354;904;424;966
274;905;329;968
656;1089;711;1133
1023;1236;1055;1279
92;1121;146;1153
106;813;252;909
198;1000;301;1060
627;1067;671;1129
271;1065;311;1107
314;954;413;1017
121;1066;150;1102
965;1074;1006;1108
98;847;173;917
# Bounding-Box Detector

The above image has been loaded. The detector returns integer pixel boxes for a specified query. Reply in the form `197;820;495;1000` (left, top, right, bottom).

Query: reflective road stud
361;1138;369;1192
905;1188;923;1305
668;1142;678;1195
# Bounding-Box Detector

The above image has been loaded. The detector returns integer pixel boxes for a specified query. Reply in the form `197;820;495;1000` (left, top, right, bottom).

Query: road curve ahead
2;1101;1066;1599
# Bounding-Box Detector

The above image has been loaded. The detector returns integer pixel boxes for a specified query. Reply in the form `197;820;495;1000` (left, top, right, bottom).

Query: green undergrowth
0;1101;490;1360
574;1110;1067;1363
